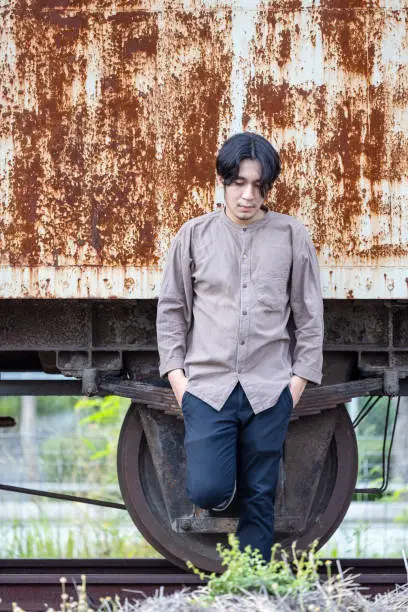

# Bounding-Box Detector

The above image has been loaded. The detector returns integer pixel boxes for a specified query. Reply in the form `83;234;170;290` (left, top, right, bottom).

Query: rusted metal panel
0;0;233;274
0;1;407;298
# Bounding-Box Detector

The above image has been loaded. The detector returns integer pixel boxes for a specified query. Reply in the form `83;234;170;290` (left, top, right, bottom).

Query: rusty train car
1;0;408;570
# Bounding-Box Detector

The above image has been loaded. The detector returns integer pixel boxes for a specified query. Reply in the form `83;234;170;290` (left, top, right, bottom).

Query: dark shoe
211;481;236;512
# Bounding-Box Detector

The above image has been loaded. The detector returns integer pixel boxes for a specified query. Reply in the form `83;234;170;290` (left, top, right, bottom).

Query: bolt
180;520;191;531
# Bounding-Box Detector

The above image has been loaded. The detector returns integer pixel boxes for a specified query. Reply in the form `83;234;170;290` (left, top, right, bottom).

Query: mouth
239;205;254;211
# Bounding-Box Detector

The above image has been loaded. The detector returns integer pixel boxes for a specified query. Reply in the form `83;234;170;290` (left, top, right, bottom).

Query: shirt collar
219;206;271;231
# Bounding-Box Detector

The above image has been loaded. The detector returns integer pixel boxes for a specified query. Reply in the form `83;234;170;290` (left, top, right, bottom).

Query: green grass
2;516;159;558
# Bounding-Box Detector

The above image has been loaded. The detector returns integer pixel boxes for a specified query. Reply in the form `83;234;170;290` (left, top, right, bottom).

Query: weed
187;534;322;601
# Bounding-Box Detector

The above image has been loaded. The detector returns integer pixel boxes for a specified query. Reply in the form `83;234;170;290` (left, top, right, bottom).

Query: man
156;132;323;562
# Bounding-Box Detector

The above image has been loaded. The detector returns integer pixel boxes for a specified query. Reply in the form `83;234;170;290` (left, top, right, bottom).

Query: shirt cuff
159;358;185;379
292;364;322;385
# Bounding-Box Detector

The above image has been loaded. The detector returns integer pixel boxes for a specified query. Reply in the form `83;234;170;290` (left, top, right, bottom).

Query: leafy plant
352;521;369;558
0;396;20;417
75;395;130;427
75;395;130;482
2;394;161;560
187;534;322;601
38;395;130;495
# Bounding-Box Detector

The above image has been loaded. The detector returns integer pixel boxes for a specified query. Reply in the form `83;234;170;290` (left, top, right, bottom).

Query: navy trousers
181;382;293;562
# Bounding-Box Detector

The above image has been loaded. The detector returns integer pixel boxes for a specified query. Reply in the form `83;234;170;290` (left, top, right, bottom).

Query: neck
224;207;266;226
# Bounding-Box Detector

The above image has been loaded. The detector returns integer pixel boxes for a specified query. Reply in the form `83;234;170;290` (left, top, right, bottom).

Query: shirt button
243;283;247;288
243;228;247;232
242;310;247;315
240;340;245;345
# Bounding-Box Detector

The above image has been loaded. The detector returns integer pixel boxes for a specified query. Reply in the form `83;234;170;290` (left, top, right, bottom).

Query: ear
216;174;224;187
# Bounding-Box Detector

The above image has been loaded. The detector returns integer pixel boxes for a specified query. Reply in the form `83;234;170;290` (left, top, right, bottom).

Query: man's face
218;159;266;226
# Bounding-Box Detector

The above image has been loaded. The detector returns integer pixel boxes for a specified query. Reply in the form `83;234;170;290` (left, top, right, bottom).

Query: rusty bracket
172;514;303;535
383;369;400;396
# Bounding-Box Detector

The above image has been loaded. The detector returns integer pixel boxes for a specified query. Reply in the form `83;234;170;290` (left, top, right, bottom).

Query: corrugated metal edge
1;265;408;299
321;266;408;299
0;266;162;299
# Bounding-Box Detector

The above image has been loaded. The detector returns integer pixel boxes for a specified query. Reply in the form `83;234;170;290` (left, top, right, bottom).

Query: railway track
0;558;406;611
0;559;203;612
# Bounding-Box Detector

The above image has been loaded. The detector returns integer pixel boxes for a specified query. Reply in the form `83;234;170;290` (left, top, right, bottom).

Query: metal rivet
180;520;191;531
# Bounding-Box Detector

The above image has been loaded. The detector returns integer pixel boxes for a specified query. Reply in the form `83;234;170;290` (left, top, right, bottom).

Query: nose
242;184;256;201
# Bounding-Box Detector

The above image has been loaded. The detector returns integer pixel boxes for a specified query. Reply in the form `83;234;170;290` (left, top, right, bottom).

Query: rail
0;558;406;611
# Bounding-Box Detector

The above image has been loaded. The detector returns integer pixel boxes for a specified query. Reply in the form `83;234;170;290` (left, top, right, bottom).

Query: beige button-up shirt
157;208;324;414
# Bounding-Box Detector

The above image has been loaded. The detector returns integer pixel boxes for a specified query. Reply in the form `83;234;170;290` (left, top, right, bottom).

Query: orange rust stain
319;7;372;76
30;1;71;7
268;0;302;10
319;1;380;7
6;6;161;267
277;29;292;68
152;9;233;234
362;245;408;260
2;4;232;268
244;4;407;262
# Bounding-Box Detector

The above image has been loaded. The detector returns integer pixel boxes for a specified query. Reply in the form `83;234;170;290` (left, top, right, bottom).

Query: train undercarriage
0;299;407;571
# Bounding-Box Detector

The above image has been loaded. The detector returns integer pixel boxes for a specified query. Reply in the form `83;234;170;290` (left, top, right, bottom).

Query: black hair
216;132;281;202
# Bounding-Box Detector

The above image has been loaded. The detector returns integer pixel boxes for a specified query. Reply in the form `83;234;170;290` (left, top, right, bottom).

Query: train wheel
117;403;357;572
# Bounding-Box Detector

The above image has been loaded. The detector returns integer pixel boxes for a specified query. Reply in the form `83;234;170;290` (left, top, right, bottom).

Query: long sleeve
290;225;324;384
156;226;194;379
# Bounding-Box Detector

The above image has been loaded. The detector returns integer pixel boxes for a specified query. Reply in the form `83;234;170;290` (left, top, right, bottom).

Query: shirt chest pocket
255;272;289;310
